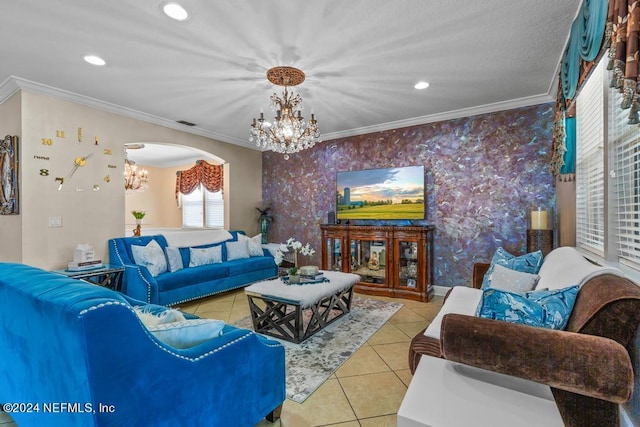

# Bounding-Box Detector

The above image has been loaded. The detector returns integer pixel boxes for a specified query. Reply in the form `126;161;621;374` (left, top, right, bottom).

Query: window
575;52;640;271
182;185;224;228
610;75;640;270
575;57;605;257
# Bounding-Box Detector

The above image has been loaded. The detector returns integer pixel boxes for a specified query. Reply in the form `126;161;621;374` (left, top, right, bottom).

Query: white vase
136;218;144;225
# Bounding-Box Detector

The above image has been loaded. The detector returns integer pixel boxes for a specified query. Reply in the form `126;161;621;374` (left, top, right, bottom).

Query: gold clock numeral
78;128;83;142
56;130;65;138
104;175;111;183
103;149;112;155
94;136;99;145
39;169;49;176
41;138;53;145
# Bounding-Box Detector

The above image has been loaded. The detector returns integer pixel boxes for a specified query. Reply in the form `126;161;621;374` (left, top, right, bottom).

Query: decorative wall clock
0;135;19;215
55;153;94;191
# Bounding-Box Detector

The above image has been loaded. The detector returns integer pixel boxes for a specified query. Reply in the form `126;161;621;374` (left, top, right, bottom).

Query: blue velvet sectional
0;262;285;427
109;231;278;306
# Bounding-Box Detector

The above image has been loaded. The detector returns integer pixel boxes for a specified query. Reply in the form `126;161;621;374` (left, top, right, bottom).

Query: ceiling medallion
250;66;321;160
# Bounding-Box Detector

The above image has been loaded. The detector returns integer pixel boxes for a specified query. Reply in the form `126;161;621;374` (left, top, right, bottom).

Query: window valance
175;160;223;205
552;0;615;179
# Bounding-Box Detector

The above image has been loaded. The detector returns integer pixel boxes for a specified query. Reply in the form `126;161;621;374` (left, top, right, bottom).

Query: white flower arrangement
275;237;315;275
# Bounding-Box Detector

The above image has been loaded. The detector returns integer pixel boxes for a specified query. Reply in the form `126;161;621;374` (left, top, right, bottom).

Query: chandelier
124;150;149;192
250;66;321;159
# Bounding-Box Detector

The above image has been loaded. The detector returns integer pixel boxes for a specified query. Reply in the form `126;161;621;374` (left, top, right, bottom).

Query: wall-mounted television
336;165;425;220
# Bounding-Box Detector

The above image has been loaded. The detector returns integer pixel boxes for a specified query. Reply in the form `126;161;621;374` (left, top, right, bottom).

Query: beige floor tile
399;299;430;309
394;369;414;387
339;371;407;419
388;307;426;324
281;379;357;426
394;321;429;338
372;341;411;371
194;310;231;323
359;414;397;427
366;323;411;345
317;422;360;427
195;299;234;312
336;345;390;378
254;417;281;427
407;304;441;321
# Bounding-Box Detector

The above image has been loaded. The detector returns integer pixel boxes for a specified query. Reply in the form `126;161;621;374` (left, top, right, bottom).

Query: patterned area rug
233;296;403;403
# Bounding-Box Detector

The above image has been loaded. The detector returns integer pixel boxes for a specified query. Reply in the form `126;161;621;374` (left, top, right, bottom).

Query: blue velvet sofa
0;262;285;427
109;231;278;306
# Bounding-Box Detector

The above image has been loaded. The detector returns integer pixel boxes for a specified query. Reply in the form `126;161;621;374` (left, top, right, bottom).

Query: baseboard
620;405;634;427
433;285;450;297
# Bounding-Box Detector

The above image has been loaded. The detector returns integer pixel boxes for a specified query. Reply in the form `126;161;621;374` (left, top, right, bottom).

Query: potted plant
131;210;146;225
275;238;315;284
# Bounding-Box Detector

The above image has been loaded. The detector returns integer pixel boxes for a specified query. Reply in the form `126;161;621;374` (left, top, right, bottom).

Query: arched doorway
123;143;227;234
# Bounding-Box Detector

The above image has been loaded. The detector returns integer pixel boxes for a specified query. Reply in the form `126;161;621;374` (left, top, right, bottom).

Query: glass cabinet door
349;239;386;285
397;241;419;288
326;237;343;271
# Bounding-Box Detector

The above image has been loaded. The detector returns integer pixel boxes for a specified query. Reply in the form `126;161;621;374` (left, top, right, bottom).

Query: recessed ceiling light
414;81;430;90
83;55;106;66
163;3;189;21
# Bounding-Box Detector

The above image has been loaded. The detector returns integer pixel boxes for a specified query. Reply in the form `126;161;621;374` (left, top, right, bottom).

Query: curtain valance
175;160;223;204
552;0;611;178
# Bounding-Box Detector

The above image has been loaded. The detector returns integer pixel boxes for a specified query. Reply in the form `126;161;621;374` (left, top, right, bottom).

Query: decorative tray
281;274;329;286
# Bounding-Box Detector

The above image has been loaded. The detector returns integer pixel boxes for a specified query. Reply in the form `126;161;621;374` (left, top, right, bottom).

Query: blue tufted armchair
0;263;285;427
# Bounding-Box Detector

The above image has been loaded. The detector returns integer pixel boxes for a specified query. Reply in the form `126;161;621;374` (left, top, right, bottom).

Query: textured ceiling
1;0;581;165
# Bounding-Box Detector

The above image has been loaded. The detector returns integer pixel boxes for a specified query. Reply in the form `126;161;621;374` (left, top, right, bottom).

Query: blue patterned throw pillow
481;247;543;289
476;285;579;330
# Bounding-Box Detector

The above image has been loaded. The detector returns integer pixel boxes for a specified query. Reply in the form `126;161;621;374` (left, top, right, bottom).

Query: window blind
182;185;225;228
575;57;605;257
610;76;640;270
205;190;224;228
182;186;204;228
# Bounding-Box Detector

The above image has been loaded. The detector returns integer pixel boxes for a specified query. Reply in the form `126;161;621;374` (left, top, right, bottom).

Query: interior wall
17;90;262;269
556;179;576;246
263;104;556;286
0;92;22;262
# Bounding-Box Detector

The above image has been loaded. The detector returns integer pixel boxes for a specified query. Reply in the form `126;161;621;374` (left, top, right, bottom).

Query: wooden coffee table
244;271;360;343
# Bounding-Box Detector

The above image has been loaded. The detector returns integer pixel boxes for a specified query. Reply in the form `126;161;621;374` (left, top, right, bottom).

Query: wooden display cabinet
320;225;434;302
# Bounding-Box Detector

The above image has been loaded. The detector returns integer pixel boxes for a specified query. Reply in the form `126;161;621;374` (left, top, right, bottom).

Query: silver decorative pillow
164;246;184;272
131;239;167;277
487;264;539;293
189;246;222;267
226;240;250;261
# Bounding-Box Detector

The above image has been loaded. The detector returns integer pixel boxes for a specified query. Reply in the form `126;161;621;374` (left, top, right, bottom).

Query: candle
531;210;548;230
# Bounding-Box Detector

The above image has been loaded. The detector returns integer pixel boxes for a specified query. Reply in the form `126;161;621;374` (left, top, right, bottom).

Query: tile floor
0;290;443;427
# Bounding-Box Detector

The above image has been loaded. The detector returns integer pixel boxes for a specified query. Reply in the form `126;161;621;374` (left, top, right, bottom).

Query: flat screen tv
336;165;425;220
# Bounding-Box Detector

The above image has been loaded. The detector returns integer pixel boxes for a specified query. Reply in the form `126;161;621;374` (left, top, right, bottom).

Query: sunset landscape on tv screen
336;165;425;220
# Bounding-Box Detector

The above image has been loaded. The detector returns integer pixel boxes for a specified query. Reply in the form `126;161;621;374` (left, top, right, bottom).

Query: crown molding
0;76;255;150
321;92;554;142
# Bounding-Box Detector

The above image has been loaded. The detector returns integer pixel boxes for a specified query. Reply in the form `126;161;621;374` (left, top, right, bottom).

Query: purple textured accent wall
262;104;555;287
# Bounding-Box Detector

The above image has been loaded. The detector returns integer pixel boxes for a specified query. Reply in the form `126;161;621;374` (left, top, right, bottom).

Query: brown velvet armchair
409;263;640;427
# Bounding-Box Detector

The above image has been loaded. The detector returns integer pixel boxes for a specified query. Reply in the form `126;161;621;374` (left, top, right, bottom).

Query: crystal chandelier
124;152;149;192
250;66;321;159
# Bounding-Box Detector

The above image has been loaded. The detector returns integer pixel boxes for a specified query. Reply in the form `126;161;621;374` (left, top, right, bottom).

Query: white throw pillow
147;318;225;349
189;246;222;267
131;239;167;277
164;246;184;272
226;239;250;261
133;306;186;327
487;264;539;293
247;234;264;257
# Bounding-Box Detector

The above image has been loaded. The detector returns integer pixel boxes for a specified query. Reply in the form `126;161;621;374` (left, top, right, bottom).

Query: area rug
233;296;403;403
